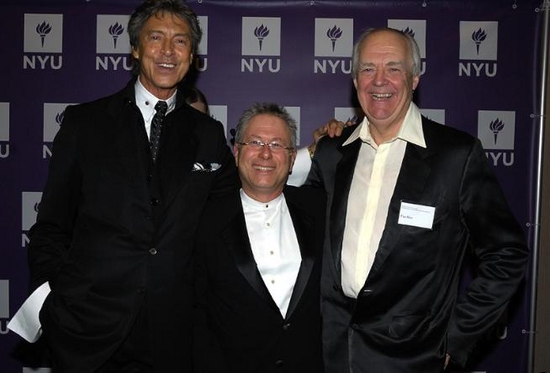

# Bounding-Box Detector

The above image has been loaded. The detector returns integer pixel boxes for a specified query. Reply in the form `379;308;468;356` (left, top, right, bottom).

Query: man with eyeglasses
194;102;326;373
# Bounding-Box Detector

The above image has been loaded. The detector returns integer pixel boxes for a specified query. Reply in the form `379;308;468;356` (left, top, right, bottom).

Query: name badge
398;201;435;229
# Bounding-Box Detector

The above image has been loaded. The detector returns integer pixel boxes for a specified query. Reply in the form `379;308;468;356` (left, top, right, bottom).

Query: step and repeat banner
0;0;543;372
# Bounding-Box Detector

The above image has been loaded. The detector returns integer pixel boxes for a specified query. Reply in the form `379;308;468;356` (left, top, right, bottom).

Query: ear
233;144;239;166
288;150;297;174
131;46;139;60
412;75;420;90
353;78;358;89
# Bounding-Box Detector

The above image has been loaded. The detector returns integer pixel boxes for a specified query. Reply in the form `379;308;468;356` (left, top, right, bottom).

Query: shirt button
149;248;157;255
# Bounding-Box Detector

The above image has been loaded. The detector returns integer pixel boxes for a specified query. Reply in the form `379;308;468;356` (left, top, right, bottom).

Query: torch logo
326;25;342;52
254;24;270;51
35;21;52;48
477;110;515;150
109;22;125;49
471;28;487;55
489;118;504;144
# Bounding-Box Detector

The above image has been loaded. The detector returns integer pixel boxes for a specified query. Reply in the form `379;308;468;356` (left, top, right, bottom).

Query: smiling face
354;30;420;143
234;114;296;203
131;11;193;99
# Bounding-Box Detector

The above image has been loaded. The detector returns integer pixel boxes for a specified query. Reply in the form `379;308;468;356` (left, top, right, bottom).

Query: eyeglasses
237;140;295;152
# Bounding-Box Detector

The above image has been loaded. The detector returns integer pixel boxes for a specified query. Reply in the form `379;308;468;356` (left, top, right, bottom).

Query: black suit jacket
27;80;238;373
306;116;528;373
194;186;326;373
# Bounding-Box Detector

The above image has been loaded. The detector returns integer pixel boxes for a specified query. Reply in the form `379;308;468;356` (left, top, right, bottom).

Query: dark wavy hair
128;0;202;75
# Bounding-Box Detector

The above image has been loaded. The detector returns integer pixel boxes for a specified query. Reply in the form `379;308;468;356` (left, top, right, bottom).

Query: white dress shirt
240;189;301;318
341;103;426;298
134;78;177;138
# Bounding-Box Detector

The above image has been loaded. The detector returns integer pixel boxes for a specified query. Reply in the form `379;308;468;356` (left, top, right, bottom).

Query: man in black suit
25;1;238;372
306;28;529;372
194;103;326;373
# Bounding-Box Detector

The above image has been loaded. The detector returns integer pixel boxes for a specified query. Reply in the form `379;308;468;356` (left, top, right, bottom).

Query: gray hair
235;103;298;149
351;27;421;78
128;0;202;75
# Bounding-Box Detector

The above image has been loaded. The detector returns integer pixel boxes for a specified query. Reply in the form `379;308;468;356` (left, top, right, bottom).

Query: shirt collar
343;103;426;149
240;189;285;211
134;78;177;117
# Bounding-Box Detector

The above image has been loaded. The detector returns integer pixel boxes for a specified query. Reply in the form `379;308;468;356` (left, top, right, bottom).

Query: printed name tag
398;201;435;229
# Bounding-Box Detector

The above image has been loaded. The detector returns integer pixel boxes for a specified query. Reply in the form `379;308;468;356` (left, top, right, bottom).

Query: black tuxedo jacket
194;186;326;373
27;80;238;373
306;116;528;373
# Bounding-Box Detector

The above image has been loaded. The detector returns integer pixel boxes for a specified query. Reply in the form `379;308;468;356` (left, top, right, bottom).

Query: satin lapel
222;200;279;313
330;140;361;278
367;142;434;280
285;197;316;319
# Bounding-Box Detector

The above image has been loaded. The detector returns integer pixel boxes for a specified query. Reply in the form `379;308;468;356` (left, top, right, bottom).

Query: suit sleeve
27;106;82;291
446;139;529;366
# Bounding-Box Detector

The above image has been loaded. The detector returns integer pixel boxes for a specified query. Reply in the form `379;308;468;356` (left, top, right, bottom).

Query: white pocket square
192;162;221;172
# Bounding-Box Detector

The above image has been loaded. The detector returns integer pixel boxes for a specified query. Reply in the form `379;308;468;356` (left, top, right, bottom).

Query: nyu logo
459;21;498;77
0;103;9;159
314;18;353;74
420;109;446;125
22;192;42;247
334;107;363;126
387;19;427;75
0;280;8;335
42;103;75;159
241;17;281;73
478;110;515;166
23;14;63;70
284;107;301;145
208;105;228;139
96;15;132;71
194;16;208;72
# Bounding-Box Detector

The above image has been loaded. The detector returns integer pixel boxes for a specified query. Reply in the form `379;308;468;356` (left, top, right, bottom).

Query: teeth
159;63;175;68
372;93;392;99
254;166;273;171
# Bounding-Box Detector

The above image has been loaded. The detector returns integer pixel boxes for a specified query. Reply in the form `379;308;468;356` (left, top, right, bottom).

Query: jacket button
149;248;157;255
362;288;373;295
275;359;283;367
283;323;291;330
150;198;160;205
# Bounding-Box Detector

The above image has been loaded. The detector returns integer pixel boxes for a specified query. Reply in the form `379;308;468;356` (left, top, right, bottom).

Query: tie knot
155;100;168;115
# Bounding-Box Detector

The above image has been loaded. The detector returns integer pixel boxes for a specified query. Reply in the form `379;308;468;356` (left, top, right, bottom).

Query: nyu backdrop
0;0;545;372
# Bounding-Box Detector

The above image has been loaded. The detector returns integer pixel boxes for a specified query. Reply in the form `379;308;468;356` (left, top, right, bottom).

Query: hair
351;27;421;78
128;0;203;74
180;84;207;106
234;103;298;149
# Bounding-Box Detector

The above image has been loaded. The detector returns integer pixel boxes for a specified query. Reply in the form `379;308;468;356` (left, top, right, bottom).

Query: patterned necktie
150;100;167;163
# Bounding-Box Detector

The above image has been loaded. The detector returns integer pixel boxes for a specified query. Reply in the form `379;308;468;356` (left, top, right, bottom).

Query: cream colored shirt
240;190;301;317
341;103;426;298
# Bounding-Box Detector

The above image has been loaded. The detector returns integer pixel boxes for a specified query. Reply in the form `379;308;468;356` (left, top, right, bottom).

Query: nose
162;40;174;56
373;69;386;85
259;144;273;159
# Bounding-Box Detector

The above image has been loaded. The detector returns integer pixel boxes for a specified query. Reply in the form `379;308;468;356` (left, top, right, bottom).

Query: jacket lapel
157;98;199;212
330;140;361;279
222;197;280;313
285;193;316;319
367;141;434;280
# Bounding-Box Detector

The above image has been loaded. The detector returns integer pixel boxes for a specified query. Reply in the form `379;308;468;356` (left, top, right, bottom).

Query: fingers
326;119;345;138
